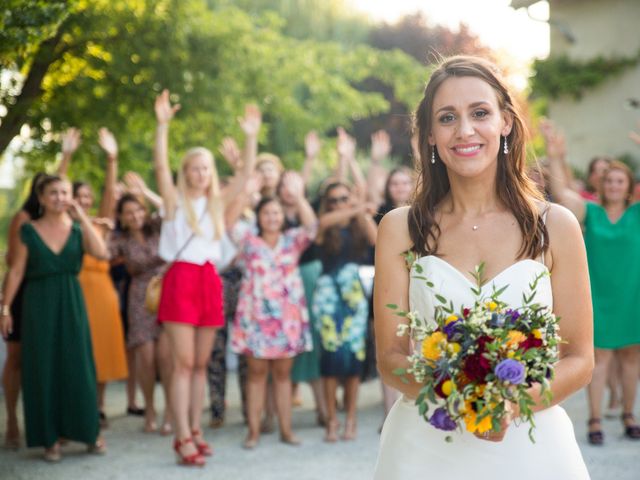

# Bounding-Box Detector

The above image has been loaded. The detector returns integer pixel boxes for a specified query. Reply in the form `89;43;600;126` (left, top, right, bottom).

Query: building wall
548;0;640;172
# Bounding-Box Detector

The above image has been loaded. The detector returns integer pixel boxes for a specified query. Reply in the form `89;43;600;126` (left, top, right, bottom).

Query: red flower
463;353;491;382
520;335;543;351
463;308;471;318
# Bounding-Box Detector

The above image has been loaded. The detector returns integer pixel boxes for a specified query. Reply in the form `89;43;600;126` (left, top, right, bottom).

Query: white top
158;196;236;269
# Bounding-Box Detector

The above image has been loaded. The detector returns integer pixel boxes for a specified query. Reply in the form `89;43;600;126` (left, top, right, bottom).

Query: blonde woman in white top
153;90;260;466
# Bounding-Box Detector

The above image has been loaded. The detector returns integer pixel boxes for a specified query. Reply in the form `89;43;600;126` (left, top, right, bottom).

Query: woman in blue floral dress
313;180;377;442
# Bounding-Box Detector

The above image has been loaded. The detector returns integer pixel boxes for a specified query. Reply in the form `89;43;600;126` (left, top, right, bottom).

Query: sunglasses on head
327;195;349;205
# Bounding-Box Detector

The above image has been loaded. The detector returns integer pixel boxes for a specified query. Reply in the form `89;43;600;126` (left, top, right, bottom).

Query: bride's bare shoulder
377;206;413;254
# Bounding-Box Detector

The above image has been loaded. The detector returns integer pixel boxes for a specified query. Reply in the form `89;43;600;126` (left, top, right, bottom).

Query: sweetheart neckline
414;256;550;290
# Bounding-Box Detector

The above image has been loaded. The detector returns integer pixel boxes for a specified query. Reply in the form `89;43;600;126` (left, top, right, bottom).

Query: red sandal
191;429;213;456
173;437;205;466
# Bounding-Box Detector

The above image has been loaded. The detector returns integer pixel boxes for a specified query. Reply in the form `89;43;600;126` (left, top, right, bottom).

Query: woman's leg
323;376;339;442
617;345;640;431
309;378;328;426
163;322;199;457
272;358;298;443
136;341;157;431
342;375;360;440
125;347;141;412
2;342;21;447
245;356;269;447
156;329;173;433
587;348;614;441
190;327;217;438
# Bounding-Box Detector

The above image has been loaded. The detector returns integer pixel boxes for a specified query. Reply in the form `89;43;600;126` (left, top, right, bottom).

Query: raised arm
123;171;164;211
368;130;391;206
154;89;181;218
373;207;424;398
281;171;316;228
222;104;261;206
57;127;81;176
97;127;119;218
542;124;586;222
335;127;354;182
218;137;243;173
528;203;594;411
69;200;109;260
301;131;321;185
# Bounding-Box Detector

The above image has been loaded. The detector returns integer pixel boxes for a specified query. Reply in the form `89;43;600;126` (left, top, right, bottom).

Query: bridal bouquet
390;258;561;442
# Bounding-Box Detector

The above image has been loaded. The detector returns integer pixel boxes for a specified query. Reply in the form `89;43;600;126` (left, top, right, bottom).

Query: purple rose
494;359;526;384
505;309;520;325
429;407;457;431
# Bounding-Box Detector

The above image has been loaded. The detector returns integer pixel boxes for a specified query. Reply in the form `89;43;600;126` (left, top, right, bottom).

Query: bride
373;56;593;479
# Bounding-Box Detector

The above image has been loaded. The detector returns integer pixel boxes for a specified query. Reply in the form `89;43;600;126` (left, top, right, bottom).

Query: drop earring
431;146;436;164
503;136;509;155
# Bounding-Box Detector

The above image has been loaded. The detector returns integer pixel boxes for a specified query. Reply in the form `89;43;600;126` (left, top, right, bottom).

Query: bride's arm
529;203;594;411
374;206;425;399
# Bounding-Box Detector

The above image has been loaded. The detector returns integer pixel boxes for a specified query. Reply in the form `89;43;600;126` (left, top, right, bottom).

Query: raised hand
239;104;262;138
539;119;565;161
371;130;391;163
154;89;181;125
280;171;305;200
305;131;321;159
67;199;86;222
62;127;82;156
98;127;118;160
337;127;356;160
219;137;242;171
123;171;147;196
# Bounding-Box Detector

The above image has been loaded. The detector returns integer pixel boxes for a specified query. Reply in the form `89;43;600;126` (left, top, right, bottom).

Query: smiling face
428;76;512;181
184;153;213;191
602;168;632;205
40;180;72;215
119;199;147;232
257;199;285;235
387;170;414;206
324;184;351;212
74;184;94;212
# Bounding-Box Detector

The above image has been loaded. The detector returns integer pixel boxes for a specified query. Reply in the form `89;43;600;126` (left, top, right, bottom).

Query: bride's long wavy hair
409;56;548;259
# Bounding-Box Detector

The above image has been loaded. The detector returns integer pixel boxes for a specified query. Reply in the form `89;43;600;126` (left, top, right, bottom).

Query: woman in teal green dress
547;152;640;445
1;175;109;461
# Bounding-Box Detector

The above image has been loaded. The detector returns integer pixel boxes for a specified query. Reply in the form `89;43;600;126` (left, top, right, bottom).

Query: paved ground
0;372;638;480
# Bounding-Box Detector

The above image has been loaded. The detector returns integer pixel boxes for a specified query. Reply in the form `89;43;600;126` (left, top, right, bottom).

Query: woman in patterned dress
110;192;173;434
231;181;317;449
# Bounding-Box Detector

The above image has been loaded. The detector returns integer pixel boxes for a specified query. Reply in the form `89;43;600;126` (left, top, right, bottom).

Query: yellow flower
447;342;461;354
532;329;542;339
506;330;526;348
486;301;498;312
422;332;447;361
445;314;459;324
464;407;493;434
507;351;515;359
441;380;454;396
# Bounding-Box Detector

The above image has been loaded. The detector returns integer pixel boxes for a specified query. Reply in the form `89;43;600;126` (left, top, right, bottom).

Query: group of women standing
0;87;413;466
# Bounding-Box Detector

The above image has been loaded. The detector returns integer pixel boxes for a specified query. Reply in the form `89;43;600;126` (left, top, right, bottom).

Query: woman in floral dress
231;182;317;449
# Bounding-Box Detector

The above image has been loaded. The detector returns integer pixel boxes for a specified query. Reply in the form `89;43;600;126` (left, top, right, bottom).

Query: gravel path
0;371;637;480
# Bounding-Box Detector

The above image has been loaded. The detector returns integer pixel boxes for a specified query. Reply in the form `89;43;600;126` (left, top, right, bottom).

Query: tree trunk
0;26;67;155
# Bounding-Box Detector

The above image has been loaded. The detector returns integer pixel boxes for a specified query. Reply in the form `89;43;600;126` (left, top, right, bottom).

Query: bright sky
351;0;550;63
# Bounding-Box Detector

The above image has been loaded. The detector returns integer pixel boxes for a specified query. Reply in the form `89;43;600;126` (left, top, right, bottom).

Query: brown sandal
622;413;640;439
587;418;604;445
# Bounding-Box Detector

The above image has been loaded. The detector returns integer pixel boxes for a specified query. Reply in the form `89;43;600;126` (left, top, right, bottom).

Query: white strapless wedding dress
374;256;590;480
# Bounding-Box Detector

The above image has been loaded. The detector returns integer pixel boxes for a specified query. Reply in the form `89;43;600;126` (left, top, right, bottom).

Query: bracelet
1;304;10;316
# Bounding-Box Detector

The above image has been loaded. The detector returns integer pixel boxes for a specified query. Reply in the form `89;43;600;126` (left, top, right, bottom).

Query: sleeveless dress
374;256;590;479
583;202;640;349
20;223;100;448
78;252;129;383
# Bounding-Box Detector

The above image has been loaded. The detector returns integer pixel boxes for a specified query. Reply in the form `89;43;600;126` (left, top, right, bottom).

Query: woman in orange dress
64;128;129;424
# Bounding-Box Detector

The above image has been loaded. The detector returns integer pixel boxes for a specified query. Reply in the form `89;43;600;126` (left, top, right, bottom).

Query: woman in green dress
1;175;108;461
547;145;640;445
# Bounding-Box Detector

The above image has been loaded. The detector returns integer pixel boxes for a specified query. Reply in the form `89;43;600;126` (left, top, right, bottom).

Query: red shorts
158;261;224;328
